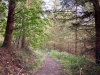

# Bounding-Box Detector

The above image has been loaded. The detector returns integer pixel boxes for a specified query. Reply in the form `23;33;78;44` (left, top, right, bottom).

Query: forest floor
0;47;25;75
34;54;62;75
0;47;100;75
0;47;44;75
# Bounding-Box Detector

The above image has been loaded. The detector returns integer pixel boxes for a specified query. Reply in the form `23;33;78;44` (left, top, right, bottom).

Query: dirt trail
34;55;62;75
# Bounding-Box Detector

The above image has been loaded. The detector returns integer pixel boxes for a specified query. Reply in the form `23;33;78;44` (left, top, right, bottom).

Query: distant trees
59;0;100;64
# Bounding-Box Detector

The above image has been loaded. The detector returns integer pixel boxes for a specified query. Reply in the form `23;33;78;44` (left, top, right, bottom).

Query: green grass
45;50;100;75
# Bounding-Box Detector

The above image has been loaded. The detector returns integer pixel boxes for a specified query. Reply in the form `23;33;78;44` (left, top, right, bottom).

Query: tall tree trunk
21;13;26;48
92;0;100;64
2;1;16;47
21;0;30;48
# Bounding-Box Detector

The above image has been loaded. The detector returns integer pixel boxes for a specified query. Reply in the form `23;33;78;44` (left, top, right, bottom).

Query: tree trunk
2;1;16;47
21;36;26;48
21;0;30;48
92;0;100;64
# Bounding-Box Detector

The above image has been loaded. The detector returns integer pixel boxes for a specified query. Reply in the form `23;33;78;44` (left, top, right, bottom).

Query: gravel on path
33;54;62;75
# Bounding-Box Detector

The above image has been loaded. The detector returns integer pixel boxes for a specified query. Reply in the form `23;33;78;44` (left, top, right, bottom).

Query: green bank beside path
44;50;100;75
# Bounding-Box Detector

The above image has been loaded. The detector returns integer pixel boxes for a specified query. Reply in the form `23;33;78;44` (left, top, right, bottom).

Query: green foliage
0;19;6;36
46;50;98;75
9;0;26;2
0;0;50;48
0;0;7;19
0;1;6;12
13;0;50;48
0;1;7;36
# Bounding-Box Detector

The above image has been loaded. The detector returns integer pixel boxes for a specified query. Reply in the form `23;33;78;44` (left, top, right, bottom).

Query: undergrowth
46;50;100;75
17;49;44;74
0;41;2;46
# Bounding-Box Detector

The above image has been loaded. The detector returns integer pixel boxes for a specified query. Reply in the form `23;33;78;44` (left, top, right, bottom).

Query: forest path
33;54;62;75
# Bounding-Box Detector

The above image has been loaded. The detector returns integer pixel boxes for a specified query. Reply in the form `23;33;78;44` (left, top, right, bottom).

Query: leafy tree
13;0;49;48
0;0;49;48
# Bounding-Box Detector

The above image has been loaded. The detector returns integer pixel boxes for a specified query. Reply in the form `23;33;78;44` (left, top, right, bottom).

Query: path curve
34;55;62;75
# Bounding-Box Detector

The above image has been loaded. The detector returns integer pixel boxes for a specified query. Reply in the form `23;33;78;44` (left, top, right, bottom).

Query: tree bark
2;1;16;47
21;36;26;48
92;0;100;64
